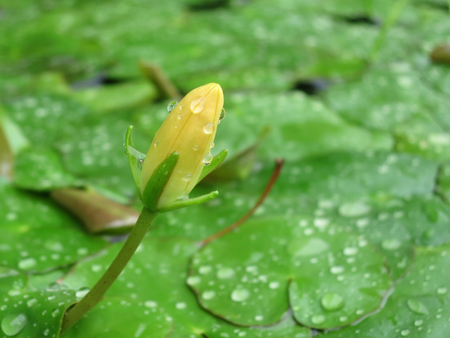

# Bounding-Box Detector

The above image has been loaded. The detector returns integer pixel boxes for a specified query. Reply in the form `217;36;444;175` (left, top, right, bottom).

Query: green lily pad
63;237;310;337
189;216;391;329
152;152;437;241
14;147;79;191
0;267;27;295
4;94;90;147
64;298;173;338
395;131;450;162
325;66;449;133
0;287;76;338
72;81;157;113
322;243;450;337
0;181;107;272
57;111;149;198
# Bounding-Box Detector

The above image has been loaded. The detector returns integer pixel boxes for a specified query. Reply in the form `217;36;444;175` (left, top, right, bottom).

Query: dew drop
175;302;186;310
437;287;448;295
186;276;201;286
177;113;183;120
190;97;205;114
193;145;199;151
76;287;90;300
343;247;358;256
406;298;429;314
311;314;326;325
203;152;213;166
231;288;250;302
91;264;102;272
339;202;371;217
18;257;36;270
144;300;157;308
219;108;226;121
321;292;345;311
330;266;344;274
414;319;423;326
202;290;216;300
198;266;212;274
210;142;215;149
183;173;192;182
26;298;37;307
401;329;410;336
269;281;280;289
51;309;60;317
217;268;235;279
1;313;27;336
167;101;178;113
254;315;263;321
154;139;159;147
381;238;402;250
203;122;214;134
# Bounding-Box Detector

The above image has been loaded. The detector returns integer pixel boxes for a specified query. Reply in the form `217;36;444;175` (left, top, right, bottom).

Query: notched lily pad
323;243;450;337
189;216;391;329
63;237;310;337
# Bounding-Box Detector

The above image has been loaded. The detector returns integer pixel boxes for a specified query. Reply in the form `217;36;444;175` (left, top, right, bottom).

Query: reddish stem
201;158;284;246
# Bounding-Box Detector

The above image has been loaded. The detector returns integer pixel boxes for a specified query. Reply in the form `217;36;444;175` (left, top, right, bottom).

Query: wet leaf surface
0;180;107;272
1;0;450;336
189;216;390;329
322;243;450;337
63;237;311;337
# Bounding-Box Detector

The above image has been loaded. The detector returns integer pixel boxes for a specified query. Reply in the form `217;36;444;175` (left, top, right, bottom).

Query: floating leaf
189;216;391;329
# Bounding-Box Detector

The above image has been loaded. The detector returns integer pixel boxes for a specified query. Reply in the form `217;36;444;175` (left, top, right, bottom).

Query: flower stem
201;158;284;246
60;207;158;335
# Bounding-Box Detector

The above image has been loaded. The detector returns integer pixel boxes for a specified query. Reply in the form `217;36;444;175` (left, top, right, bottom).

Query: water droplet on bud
167;101;178;113
203;152;213;166
203;122;214;134
183;173;192;182
190;97;205;114
219;108;226;121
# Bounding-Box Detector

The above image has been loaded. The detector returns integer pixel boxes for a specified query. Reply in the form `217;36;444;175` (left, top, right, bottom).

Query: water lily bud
141;83;224;209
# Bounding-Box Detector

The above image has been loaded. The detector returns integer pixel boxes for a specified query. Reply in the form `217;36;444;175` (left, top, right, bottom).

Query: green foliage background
1;0;450;337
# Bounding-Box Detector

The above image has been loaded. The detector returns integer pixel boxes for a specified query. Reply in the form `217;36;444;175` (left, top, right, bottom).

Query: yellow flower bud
140;83;224;209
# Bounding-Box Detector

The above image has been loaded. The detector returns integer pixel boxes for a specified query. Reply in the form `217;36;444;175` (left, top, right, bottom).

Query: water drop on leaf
217;267;235;279
321;292;345;311
202;290;216;300
76;287;90;300
381;238;401;250
406;299;429;314
1;313;27;336
311;314;326;325
231;288;250;302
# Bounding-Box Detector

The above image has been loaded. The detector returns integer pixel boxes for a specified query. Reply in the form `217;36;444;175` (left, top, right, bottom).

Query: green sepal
197;149;228;183
142;152;179;211
157;190;219;213
125;125;146;199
